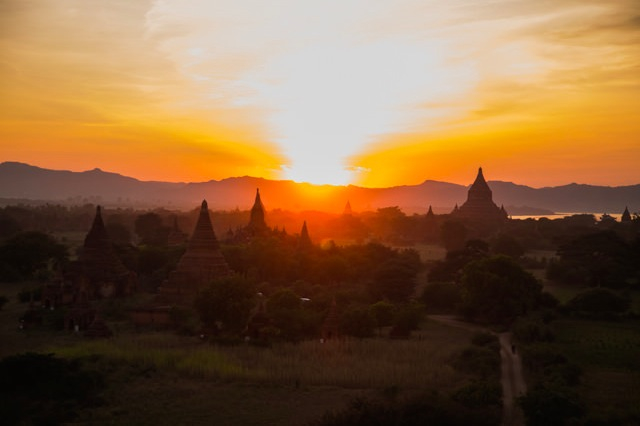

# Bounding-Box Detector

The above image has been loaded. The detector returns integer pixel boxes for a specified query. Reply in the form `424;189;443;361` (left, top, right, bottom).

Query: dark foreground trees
0;231;67;281
0;353;104;425
460;255;542;324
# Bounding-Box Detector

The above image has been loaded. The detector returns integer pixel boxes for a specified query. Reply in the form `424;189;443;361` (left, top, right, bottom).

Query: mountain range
0;162;638;215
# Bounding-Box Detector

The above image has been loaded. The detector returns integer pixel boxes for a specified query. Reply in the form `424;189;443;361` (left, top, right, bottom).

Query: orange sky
1;0;639;187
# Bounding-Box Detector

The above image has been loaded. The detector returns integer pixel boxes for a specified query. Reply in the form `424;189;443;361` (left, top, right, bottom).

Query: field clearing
552;318;640;419
50;319;473;390
1;280;477;425
553;319;640;370
74;374;369;426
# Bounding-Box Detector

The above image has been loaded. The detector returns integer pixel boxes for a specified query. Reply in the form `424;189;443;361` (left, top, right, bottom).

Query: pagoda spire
621;206;632;222
468;167;492;200
299;220;311;248
426;205;435;219
84;205;109;249
188;199;220;251
249;188;267;230
343;201;353;216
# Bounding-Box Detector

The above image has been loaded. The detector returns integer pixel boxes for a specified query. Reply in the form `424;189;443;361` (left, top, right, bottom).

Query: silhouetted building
299;220;312;249
248;188;267;234
452;168;508;224
160;200;231;302
426;205;435;220
621;206;632;223
64;279;95;332
77;205;136;298
343;201;353;216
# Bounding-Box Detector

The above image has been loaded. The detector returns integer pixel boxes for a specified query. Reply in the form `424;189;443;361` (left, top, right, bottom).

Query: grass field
0;281;476;425
550;318;640;419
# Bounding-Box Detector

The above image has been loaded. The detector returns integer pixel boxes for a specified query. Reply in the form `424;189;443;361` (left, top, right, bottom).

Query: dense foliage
460;256;542;324
0;353;104;425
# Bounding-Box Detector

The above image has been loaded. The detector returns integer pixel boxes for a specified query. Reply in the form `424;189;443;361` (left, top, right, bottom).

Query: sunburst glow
1;0;638;186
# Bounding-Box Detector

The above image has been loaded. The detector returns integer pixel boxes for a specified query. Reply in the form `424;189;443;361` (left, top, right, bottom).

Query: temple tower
248;188;267;233
78;206;131;297
299;220;312;249
453;168;508;223
161;200;230;300
343;201;353;216
621;206;632;223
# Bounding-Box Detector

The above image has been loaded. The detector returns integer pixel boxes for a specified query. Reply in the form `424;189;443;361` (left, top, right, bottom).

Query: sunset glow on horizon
1;0;639;187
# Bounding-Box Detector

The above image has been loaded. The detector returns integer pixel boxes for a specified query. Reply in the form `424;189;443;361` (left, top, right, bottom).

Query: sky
1;0;639;187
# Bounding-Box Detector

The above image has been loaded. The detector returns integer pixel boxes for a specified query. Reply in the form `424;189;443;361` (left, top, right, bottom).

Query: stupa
160;200;230;301
452;168;508;224
247;188;267;235
77;206;134;298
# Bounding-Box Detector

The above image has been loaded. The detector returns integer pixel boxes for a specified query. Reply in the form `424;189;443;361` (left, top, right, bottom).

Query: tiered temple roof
78;206;133;297
248;188;267;233
299;220;312;248
343;201;353;216
453;168;508;223
161;200;230;300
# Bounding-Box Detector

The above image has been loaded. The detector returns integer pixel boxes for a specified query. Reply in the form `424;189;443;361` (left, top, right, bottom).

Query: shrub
451;346;500;379
421;282;461;313
310;394;500;426
512;319;555;344
452;380;502;408
519;384;585;426
0;353;104;425
565;288;630;316
340;305;375;338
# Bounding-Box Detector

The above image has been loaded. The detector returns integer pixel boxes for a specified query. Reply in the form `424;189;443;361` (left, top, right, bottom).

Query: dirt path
498;332;527;426
428;316;526;426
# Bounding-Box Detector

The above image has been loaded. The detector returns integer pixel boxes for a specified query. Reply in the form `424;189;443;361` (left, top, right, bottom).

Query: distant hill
0;162;638;215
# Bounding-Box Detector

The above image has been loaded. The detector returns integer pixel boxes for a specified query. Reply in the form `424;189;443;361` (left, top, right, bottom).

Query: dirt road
428;316;527;426
499;332;527;426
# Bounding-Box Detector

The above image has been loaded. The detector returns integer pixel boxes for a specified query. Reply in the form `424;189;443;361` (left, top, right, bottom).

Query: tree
565;288;630;315
369;257;419;303
134;212;169;246
460;255;542;324
264;288;321;341
0;231;67;280
421;282;461;313
194;275;256;334
0;353;105;425
441;220;468;252
340;305;375;338
491;234;524;258
105;220;132;245
369;300;395;334
549;231;636;288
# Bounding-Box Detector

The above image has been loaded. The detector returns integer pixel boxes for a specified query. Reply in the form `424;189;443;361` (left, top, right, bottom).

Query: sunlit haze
1;0;639;187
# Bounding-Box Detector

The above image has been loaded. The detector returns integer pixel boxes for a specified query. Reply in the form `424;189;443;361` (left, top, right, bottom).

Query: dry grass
50;319;472;390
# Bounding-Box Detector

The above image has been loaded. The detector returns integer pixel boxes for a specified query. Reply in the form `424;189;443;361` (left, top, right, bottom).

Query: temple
452;168;508;224
343;201;353;216
248;188;267;234
621;206;632;223
299;220;312;249
160;200;231;301
78;206;135;298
